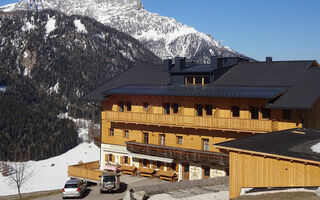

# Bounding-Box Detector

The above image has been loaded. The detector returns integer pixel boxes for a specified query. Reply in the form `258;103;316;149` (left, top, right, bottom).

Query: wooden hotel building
82;56;320;181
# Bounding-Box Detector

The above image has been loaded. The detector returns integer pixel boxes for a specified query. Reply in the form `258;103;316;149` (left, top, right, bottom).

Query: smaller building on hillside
215;128;320;199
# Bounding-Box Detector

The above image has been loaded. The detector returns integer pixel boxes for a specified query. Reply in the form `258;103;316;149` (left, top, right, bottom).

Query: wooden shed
215;128;320;199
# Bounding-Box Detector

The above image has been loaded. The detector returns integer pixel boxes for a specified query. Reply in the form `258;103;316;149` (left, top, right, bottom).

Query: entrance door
182;162;189;180
202;165;210;179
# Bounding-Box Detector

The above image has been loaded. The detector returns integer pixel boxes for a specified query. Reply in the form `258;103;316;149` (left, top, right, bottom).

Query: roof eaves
214;145;320;165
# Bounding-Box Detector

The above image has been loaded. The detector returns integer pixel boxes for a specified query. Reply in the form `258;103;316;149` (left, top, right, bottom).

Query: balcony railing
126;141;229;166
102;111;280;133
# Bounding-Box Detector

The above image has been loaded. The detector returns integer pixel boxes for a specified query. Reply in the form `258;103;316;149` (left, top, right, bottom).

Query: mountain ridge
1;0;246;63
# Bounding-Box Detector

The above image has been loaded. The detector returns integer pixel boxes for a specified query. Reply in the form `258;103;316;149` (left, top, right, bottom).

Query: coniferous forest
0;10;161;161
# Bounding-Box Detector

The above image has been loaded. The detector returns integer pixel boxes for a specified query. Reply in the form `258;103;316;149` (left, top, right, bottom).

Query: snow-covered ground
0;114;100;196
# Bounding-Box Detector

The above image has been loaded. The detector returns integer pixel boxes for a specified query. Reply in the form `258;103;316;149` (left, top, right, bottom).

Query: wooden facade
126;141;229;165
97;93;309;181
101;95;302;152
221;149;320;199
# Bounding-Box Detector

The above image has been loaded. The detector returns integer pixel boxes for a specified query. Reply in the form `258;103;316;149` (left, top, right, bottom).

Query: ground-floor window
156;161;164;170
202;165;210;179
105;153;113;163
170;163;177;172
140;159;149;168
124;156;130;165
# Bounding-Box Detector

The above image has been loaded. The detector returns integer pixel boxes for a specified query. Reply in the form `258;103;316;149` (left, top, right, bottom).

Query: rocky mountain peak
1;0;247;63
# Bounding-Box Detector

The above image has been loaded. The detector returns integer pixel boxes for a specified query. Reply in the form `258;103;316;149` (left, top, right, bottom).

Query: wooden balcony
126;141;229;166
102;111;278;133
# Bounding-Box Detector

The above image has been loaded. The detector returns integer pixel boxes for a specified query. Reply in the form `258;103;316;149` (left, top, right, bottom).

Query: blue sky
1;0;319;61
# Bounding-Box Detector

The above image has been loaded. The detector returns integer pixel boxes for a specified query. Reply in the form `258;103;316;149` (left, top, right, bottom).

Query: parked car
99;171;121;193
62;179;86;199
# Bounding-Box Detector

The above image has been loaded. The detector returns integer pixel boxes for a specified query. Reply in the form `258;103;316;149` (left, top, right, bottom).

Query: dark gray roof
214;61;320;109
105;85;289;99
215;128;320;162
80;64;171;101
170;64;216;73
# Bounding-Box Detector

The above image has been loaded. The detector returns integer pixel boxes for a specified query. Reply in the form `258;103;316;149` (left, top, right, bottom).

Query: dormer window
185;77;193;85
203;77;210;84
185;76;210;85
195;77;202;85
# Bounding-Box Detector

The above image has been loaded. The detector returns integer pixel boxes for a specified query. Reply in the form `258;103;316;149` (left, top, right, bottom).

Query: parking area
35;175;168;200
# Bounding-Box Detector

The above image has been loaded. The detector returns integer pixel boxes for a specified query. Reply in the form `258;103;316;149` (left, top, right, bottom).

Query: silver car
62;179;86;199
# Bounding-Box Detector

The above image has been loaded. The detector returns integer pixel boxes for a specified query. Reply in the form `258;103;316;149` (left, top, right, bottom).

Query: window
118;101;124;112
109;128;114;136
232;106;240;117
172;103;179;114
203;166;210;178
205;105;212;116
195;77;202;85
143;159;148;167
124;130;129;138
185;77;193;85
195;104;203;116
143;102;149;112
262;108;270;119
143;132;149;144
202;138;210;151
124;156;130;164
283;109;292;120
163;103;170;114
250;107;259;119
159;134;165;146
126;101;131;111
170;163;177;171
177;136;183;145
108;154;113;162
156;161;163;169
204;77;210;84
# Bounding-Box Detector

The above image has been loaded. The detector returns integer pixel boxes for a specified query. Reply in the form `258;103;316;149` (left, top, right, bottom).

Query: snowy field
0;115;100;196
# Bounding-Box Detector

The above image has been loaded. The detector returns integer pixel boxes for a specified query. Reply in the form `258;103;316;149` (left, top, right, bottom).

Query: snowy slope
311;143;320;153
0;0;244;63
0;118;100;196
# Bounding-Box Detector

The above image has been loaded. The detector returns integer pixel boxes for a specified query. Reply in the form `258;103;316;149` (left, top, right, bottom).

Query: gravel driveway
35;175;167;200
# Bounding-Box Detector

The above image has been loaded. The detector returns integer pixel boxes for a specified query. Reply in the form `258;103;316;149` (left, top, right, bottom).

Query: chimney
163;59;173;71
266;57;272;63
175;57;186;70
